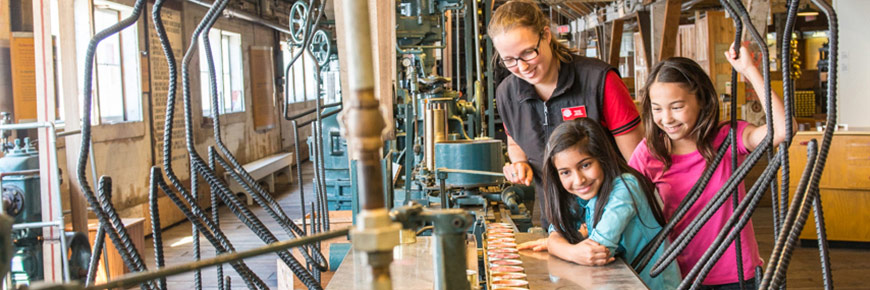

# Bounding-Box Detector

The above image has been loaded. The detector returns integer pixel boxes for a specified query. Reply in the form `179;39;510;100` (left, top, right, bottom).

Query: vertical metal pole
403;64;417;204
432;210;473;290
338;0;400;288
292;120;308;235
191;162;201;290
484;2;495;138
464;1;474;99
455;9;461;91
472;0;482;80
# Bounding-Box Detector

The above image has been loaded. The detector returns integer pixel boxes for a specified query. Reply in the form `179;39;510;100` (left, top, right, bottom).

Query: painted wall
835;0;870;127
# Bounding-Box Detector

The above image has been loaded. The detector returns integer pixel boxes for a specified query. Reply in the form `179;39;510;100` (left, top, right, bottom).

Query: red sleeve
601;71;641;136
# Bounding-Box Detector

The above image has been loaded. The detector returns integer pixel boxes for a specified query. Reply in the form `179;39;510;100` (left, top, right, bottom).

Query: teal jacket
550;174;682;289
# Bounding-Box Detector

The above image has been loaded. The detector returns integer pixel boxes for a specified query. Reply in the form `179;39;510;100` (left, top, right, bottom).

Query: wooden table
511;232;648;289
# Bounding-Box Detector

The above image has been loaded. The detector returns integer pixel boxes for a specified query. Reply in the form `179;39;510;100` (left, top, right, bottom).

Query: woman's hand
724;43;760;77
569;239;615;266
517;238;548;251
503;161;533;186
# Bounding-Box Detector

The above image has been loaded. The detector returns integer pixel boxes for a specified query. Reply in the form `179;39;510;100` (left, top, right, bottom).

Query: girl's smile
553;145;604;201
649;81;702;153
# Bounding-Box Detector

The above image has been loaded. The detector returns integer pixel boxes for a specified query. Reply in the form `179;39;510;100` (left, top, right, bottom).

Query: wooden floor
142;161;870;289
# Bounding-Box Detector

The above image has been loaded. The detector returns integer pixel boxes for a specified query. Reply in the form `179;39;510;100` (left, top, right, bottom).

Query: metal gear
289;1;309;45
310;29;331;66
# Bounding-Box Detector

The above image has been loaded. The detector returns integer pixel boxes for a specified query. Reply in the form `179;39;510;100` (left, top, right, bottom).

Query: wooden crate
66;218;146;284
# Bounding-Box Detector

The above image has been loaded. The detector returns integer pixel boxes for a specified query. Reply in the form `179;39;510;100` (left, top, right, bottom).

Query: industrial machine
309;0;534;231
0;115;91;287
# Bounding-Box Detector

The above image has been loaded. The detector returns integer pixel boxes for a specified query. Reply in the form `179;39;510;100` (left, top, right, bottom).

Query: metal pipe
291;120;308;235
11;220;64;230
430;209;473;290
425;103;435;171
286;102;342;121
56;129;81;137
185;0;291;35
433;107;447;142
294;109;342;128
436;168;504;177
449;115;470;140
83;228;350;290
472;0;482;80
338;1;399;289
403;63;418;204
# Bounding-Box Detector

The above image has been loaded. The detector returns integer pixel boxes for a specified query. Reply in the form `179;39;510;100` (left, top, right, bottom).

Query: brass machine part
424;101;448;171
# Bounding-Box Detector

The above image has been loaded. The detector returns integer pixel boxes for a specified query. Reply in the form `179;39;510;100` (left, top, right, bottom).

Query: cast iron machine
0;117;91;287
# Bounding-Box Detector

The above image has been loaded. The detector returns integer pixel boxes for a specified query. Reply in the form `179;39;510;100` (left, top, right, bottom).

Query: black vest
496;56;616;211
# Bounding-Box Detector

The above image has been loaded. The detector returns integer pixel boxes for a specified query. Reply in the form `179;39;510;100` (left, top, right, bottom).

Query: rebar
149;172;167;290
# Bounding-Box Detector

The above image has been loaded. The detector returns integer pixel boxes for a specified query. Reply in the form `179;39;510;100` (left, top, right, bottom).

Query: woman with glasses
489;0;643;229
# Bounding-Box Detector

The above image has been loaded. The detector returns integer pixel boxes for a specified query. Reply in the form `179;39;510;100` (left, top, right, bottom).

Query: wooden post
608;19;625;67
636;11;652;70
335;0;396;147
444;10;453;82
658;0;682;62
0;0;13;114
596;25;605;61
56;0;88;233
369;0;395;140
33;0;64;282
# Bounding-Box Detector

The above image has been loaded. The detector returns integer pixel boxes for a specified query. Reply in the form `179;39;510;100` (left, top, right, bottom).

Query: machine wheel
65;231;92;281
310;29;331;66
289;1;309;45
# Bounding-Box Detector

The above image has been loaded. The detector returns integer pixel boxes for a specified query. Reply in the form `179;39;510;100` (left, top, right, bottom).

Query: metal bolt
453;218;463;228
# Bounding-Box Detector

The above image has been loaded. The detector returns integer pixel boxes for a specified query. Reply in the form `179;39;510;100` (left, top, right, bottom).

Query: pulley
289;1;309;45
310;29;332;67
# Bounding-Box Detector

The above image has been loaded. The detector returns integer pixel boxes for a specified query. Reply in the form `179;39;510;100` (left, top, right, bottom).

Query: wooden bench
224;152;294;205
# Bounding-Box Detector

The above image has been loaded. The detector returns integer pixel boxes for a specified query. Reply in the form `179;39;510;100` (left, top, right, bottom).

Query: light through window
92;0;142;124
199;29;244;117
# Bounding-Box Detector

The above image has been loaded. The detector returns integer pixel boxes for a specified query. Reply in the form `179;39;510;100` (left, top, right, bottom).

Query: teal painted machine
434;140;503;187
0;131;90;286
1;138;43;284
307;107;353;211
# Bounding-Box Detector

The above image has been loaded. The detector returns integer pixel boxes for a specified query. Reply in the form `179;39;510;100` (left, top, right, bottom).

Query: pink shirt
629;121;763;285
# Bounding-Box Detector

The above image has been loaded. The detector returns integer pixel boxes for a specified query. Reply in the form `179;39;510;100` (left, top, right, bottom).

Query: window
92;0;142;124
281;41;320;103
49;0;64;123
199;29;244;117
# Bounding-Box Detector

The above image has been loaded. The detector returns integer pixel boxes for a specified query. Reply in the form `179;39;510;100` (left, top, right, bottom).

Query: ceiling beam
563;2;591;16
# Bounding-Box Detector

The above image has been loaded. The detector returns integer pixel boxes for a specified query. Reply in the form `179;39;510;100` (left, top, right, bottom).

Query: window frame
90;0;144;125
199;28;246;119
281;41;323;104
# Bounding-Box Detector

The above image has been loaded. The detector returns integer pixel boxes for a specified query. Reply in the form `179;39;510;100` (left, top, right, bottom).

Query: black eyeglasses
500;32;543;68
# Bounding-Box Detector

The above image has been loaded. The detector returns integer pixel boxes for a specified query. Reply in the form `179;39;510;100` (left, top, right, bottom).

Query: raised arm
725;44;797;151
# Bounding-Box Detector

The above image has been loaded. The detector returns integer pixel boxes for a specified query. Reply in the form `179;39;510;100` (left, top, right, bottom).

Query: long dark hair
542;119;666;244
639;57;720;170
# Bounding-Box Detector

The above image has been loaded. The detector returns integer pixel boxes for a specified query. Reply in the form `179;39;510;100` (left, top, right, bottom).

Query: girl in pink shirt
628;45;792;288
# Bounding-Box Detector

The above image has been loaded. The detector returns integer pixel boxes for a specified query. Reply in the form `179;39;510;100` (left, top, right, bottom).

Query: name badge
561;106;587;121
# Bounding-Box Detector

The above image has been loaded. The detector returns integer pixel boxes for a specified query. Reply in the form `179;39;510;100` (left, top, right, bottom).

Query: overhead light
797;4;819;17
